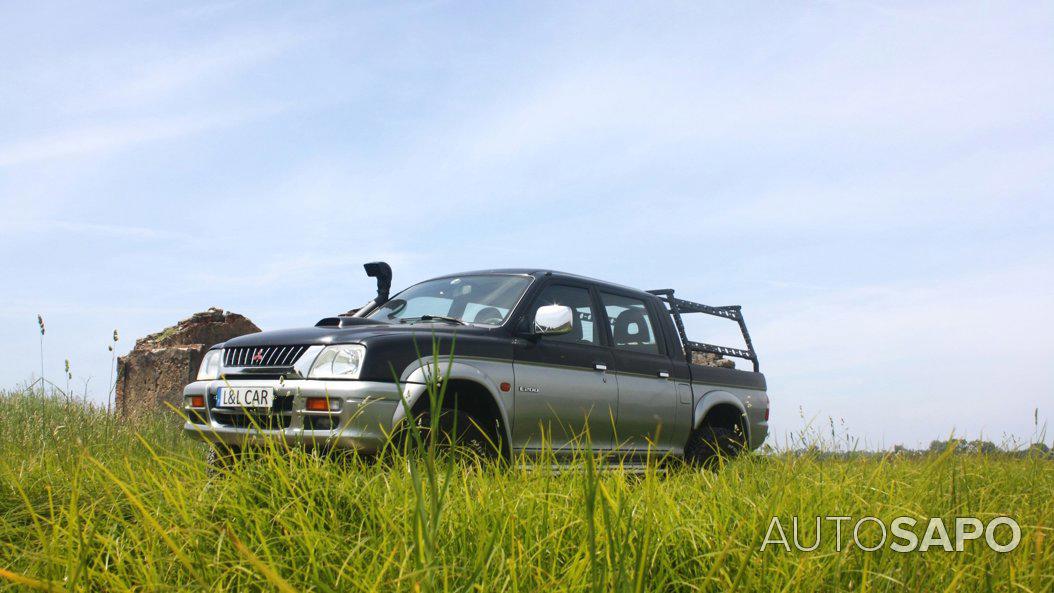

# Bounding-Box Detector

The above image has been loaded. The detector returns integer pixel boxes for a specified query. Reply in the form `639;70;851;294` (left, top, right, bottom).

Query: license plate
216;386;273;409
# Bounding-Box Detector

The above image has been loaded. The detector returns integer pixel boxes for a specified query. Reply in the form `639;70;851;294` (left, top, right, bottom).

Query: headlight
197;349;223;381
309;344;366;379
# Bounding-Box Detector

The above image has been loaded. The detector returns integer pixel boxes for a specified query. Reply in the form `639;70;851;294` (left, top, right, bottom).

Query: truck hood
218;319;492;348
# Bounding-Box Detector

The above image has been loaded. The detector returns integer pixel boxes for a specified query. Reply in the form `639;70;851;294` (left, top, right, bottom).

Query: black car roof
433;269;656;301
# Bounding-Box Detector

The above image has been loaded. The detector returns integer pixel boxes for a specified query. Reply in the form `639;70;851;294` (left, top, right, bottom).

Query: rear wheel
684;426;745;469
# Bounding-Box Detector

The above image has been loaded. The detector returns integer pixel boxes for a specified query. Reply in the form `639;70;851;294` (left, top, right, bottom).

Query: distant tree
968;440;999;454
929;439;966;453
1027;442;1051;458
928;439;1001;455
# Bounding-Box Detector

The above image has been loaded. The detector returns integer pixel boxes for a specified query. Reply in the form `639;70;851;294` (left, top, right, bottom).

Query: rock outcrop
116;308;260;417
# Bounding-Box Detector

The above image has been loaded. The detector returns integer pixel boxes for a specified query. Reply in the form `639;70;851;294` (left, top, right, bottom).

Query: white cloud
0;219;187;241
81;28;307;112
0;104;286;167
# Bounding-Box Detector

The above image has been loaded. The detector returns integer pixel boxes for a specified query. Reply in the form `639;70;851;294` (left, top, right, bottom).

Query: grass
0;388;1051;592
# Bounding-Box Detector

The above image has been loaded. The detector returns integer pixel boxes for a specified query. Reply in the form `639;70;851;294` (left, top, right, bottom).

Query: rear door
599;291;679;452
512;283;619;453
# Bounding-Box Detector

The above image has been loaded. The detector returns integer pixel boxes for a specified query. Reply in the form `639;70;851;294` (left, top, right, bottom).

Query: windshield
368;274;532;326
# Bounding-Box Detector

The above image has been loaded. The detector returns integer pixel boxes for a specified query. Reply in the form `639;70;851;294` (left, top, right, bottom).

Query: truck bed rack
647;289;760;372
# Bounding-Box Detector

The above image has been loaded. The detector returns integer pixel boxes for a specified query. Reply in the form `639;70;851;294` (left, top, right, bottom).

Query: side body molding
692;389;750;442
392;358;514;446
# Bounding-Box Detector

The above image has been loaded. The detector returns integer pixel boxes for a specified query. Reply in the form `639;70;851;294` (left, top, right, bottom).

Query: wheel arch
692;389;750;445
393;359;513;450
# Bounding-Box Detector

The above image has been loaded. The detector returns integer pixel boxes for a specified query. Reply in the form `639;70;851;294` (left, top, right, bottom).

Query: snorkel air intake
364;261;392;304
348;261;393;318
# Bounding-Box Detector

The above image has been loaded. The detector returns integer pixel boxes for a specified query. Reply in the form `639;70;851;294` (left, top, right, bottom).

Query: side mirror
533;304;573;336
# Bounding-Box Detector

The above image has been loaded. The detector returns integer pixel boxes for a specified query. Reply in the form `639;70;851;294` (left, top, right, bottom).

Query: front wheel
684;426;745;469
409;409;503;459
205;445;241;475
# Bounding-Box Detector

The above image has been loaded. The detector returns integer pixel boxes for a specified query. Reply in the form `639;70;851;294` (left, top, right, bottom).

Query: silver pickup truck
183;263;769;465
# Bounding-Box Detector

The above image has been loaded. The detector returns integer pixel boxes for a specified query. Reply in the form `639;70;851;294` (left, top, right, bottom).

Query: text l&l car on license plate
216;386;273;409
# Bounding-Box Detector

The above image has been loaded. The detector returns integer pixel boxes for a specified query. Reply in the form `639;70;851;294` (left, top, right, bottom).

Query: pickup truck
183;263;769;465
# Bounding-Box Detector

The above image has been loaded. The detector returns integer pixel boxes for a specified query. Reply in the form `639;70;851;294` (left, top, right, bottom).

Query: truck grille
223;345;309;367
212;410;292;430
210;394;293;430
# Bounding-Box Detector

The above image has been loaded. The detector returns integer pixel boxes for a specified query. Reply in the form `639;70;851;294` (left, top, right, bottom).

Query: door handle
658;371;670;378
594;363;608;371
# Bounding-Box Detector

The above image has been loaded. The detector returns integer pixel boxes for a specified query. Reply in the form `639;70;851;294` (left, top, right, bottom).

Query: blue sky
2;1;1051;447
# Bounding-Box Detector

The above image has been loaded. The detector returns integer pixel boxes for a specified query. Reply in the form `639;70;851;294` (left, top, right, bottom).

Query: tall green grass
0;388;1051;592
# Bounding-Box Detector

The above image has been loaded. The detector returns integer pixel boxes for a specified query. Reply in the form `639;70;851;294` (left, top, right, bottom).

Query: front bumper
182;379;425;452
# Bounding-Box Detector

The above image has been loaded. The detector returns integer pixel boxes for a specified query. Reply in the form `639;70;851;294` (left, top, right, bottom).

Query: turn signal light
306;397;338;412
189;395;205;408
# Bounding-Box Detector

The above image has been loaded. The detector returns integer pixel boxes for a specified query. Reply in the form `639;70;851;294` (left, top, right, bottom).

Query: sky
2;1;1052;448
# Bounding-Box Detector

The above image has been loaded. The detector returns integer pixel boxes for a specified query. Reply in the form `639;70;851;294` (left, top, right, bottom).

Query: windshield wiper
400;315;466;325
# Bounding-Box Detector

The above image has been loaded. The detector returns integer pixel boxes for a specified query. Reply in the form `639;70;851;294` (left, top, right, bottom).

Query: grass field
0;389;1051;592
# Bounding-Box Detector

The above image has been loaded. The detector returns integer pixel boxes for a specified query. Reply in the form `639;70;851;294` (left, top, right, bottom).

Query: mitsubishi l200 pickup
183;263;769;465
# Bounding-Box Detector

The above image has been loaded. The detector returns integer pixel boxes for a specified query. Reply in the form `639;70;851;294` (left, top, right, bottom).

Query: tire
206;445;240;476
410;409;503;459
684;425;745;469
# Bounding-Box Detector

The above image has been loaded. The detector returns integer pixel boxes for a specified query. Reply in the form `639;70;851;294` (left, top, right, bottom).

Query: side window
601;293;661;355
525;285;599;345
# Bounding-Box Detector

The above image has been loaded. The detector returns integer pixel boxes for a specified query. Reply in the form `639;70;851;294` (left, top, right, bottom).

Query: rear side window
600;292;661;355
525;285;599;345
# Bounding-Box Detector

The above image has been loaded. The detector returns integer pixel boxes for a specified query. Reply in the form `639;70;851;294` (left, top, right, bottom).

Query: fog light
306;397;339;412
188;395;205;408
307;416;333;431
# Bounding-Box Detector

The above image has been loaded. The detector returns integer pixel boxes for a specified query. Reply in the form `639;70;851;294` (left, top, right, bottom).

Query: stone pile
691;351;736;369
115;308;259;417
